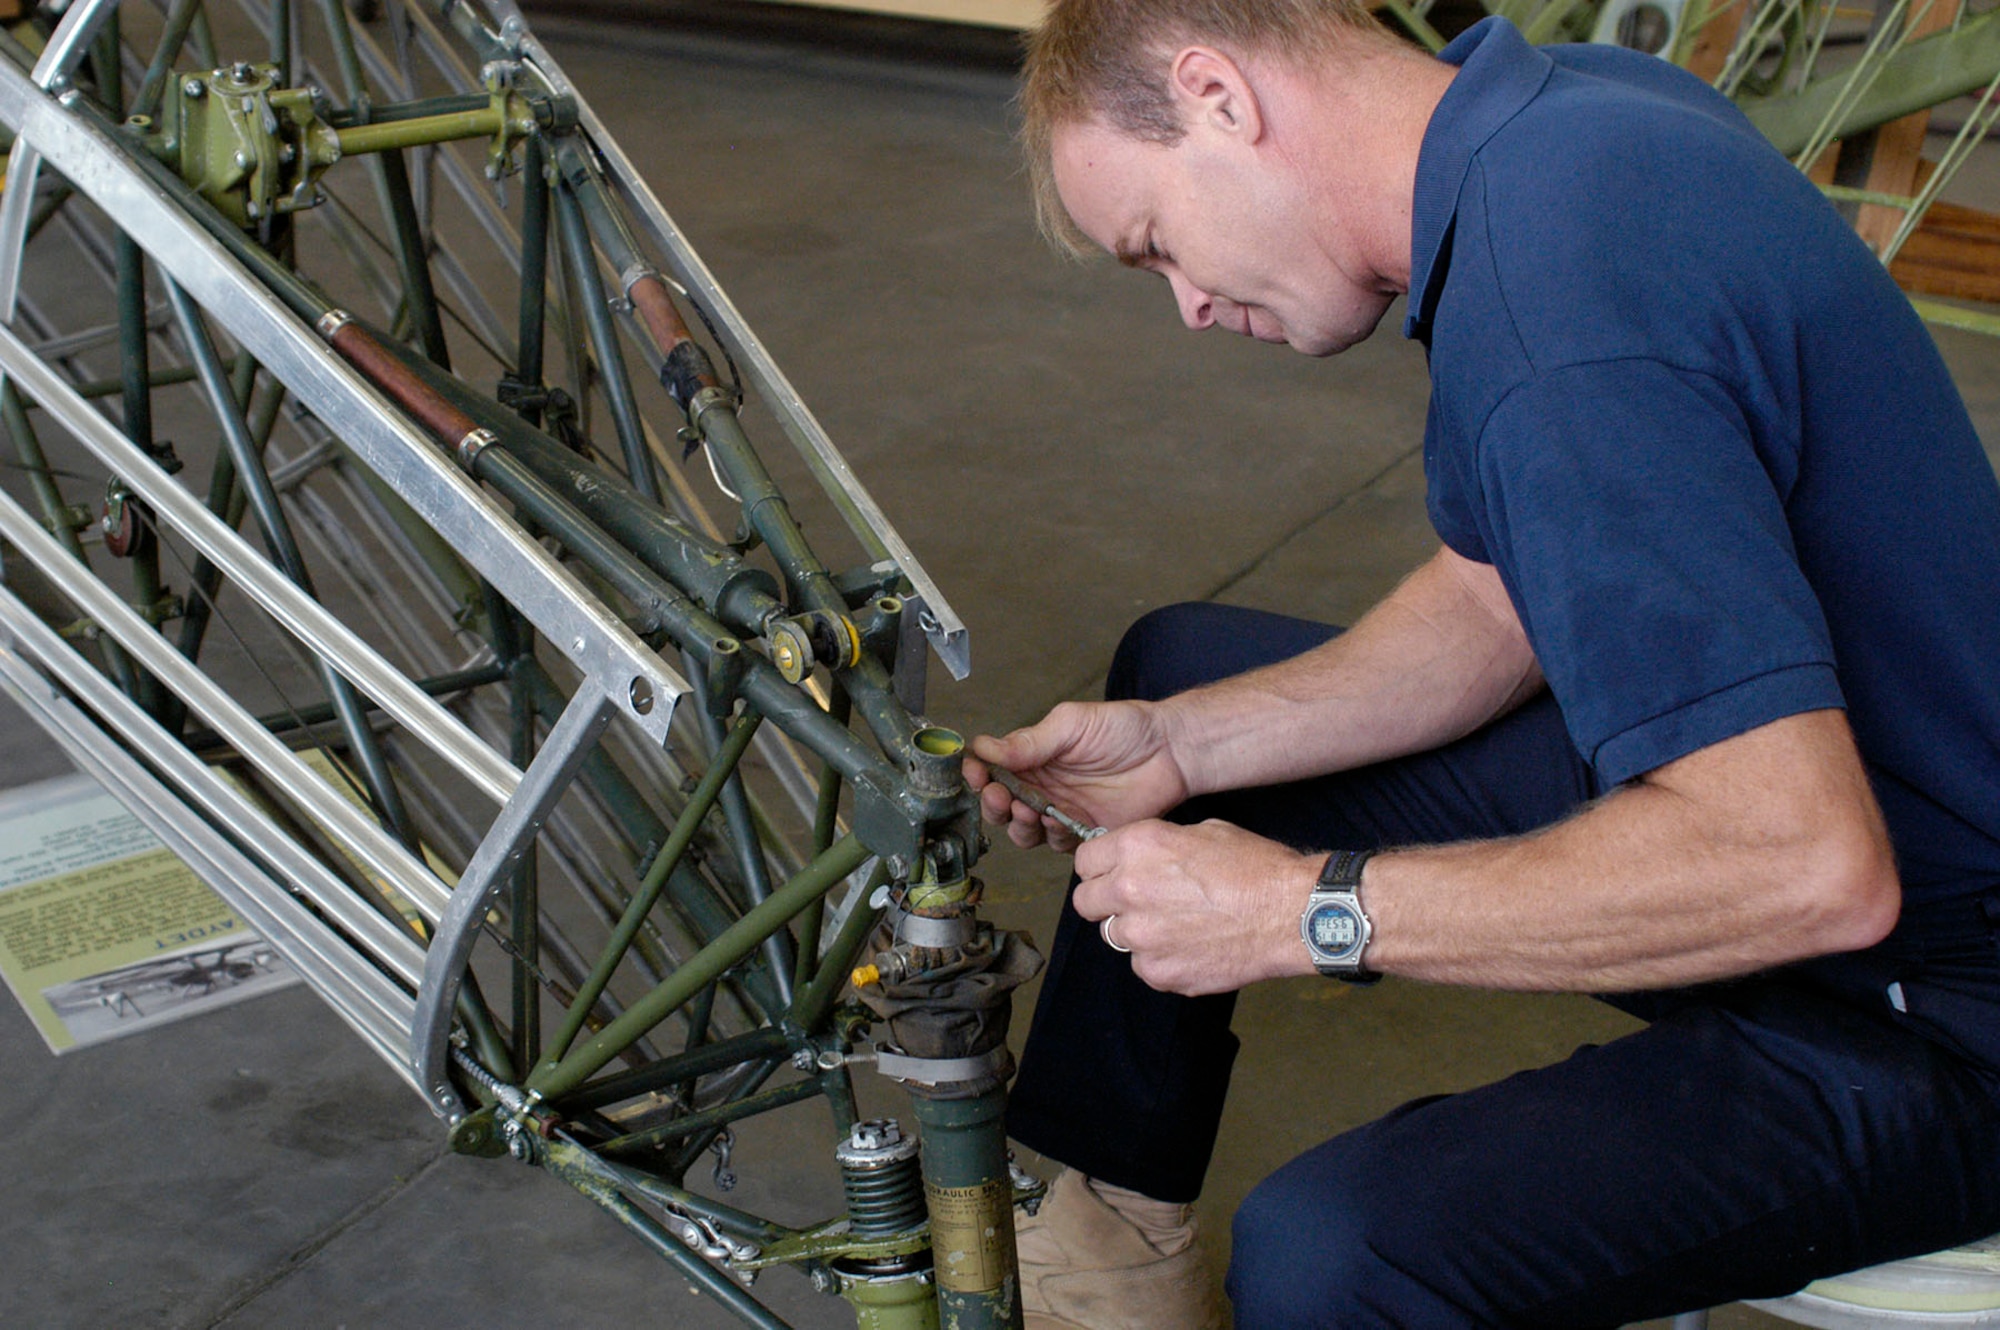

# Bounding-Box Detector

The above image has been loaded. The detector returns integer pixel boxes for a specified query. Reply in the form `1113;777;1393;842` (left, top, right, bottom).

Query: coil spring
838;1120;926;1236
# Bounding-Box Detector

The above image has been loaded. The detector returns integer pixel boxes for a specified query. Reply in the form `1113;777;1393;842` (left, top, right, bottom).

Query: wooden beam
1888;196;2000;304
1855;0;1962;251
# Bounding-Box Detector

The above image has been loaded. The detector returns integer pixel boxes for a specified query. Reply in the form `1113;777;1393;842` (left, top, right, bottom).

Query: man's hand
966;700;1191;850
1072;819;1320;995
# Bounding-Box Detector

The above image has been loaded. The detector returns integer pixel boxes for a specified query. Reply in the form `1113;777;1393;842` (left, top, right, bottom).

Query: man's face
1050;118;1394;357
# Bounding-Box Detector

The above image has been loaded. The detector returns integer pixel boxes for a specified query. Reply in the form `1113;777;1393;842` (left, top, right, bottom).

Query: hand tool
982;764;1106;841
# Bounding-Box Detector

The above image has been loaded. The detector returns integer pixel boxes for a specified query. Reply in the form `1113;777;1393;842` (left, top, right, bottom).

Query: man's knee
1107;603;1342;704
1107;603;1227;703
1228;1143;1390;1328
1226;1133;1471;1330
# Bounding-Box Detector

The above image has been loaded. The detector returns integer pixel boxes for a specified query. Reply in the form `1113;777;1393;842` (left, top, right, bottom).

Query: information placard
0;773;295;1053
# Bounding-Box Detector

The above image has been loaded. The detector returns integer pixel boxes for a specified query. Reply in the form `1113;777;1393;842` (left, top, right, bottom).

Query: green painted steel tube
516;663;787;1020
116;231;166;717
174;368;281;668
317;0;451;369
181;660;510;753
0;380;142;699
664;1055;782;1180
0;380;88;565
540;1138;793;1330
552;178;659;502
556;1026;792;1115
270;0;292;86
462;407;785;634
50;355;244;403
529;833;869;1100
812;687;853;858
552;143;895;563
685;653;794;1006
379;146;451;369
132;0;204;120
1910;296;2000;338
598;1068;823;1158
786;861;888;1034
350;351;890;785
795;687;853;989
90;12;122;115
697;405;923;762
591;1163;790;1245
909;1089;1022;1330
187;6;219;68
548;709;765;1062
516;134;550;416
1739;11;2000;158
502;612;542;1074
166;281;423;848
165;295;523;1085
332;107;505;157
1376;0;1447;52
326;94;493;129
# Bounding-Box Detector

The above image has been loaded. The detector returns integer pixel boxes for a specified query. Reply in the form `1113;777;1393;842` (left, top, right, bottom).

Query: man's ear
1168;47;1265;142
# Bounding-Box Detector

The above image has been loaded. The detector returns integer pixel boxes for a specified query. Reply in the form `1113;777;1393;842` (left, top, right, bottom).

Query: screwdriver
982;764;1106;841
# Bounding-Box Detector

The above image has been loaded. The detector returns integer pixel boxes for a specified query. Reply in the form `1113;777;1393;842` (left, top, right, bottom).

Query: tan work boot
1015;1168;1228;1330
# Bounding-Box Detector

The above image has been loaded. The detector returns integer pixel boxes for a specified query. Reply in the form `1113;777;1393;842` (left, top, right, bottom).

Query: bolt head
183;77;205;98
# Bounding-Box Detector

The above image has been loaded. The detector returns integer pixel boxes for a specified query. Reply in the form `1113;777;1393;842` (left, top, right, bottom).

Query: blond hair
1019;0;1391;255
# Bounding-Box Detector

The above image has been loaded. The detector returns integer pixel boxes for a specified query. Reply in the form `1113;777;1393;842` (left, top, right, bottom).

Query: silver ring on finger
1100;914;1132;954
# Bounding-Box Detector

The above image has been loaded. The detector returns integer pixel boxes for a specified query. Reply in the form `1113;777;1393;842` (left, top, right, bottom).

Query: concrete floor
4;9;2000;1329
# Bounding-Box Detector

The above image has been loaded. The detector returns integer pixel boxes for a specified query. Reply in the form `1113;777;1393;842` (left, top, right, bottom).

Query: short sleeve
1473;358;1844;784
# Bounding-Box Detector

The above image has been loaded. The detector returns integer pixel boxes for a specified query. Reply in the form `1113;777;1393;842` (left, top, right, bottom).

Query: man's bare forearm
1080;711;1900;997
1360;708;1901;989
1160;545;1544;797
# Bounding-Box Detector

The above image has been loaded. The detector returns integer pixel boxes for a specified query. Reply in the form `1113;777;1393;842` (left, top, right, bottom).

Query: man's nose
1167;272;1214;330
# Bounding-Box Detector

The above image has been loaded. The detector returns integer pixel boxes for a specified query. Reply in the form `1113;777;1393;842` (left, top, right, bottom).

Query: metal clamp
457;427;498;472
617;260;661;298
893;910;977;949
686;383;735;434
873;1045;1009;1087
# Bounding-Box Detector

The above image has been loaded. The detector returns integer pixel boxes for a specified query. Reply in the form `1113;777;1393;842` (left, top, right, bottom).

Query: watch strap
1318;848;1374;890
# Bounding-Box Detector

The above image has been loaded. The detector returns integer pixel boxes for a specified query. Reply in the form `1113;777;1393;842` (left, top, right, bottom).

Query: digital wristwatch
1301;848;1379;983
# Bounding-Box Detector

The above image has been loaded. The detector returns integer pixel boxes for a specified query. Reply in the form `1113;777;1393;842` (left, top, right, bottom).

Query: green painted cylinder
910;1090;1022;1330
840;1269;939;1330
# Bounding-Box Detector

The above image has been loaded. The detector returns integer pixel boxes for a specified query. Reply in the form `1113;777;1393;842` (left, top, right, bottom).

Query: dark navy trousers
1005;602;2000;1328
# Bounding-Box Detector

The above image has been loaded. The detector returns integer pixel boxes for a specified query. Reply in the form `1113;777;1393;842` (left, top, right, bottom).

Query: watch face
1305;900;1363;961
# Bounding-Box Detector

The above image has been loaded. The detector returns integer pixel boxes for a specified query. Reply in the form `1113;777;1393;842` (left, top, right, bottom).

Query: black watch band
1318;848;1374;891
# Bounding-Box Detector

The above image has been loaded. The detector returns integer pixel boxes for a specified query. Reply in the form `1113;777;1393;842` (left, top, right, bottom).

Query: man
967;1;2000;1326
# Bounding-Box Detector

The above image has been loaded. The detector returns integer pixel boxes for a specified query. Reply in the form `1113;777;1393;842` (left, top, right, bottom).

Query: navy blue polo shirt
1409;19;2000;901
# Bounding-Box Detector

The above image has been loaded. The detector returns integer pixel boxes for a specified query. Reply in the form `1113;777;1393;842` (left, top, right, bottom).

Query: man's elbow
1794;817;1900;957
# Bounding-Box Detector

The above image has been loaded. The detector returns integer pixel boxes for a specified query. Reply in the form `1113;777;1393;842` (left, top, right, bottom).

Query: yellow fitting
851;964;881;989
